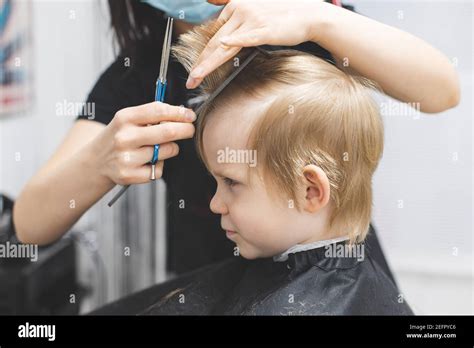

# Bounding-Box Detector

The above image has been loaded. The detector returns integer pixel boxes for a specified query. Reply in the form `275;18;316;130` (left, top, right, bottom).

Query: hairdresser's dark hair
108;0;166;65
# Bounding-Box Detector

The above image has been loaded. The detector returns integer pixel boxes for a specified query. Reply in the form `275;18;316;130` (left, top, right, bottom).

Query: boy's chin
237;245;261;260
238;250;258;260
237;245;272;260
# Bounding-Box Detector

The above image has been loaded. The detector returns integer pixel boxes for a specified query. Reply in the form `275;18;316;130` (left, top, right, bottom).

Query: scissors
108;17;174;207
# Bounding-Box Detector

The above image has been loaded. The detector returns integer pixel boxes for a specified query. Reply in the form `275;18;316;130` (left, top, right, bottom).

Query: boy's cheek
237;230;279;258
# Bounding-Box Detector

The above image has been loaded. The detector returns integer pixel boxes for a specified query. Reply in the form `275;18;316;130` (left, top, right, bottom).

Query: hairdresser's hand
96;102;196;186
186;0;325;89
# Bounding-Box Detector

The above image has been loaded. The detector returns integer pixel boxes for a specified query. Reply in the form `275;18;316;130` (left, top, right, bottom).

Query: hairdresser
13;0;459;278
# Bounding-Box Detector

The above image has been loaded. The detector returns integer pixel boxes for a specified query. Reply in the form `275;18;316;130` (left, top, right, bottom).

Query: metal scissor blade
159;17;174;82
162;17;174;81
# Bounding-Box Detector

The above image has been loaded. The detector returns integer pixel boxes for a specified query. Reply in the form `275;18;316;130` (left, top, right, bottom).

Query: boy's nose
210;192;228;215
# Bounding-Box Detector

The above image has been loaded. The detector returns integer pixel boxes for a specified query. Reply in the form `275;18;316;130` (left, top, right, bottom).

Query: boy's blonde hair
172;20;384;243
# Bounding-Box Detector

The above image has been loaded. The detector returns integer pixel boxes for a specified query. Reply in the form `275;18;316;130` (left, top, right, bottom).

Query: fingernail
186;76;196;89
186;110;196;121
191;67;204;78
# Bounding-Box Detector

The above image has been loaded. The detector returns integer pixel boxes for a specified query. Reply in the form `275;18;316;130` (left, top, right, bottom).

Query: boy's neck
299;230;347;245
273;235;350;262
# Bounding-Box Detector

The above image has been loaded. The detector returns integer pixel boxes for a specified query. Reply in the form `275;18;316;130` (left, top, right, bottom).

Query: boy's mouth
225;230;237;239
223;227;237;238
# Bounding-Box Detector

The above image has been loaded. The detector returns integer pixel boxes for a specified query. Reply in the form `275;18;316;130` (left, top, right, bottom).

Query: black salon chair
0;193;16;244
0;193;81;315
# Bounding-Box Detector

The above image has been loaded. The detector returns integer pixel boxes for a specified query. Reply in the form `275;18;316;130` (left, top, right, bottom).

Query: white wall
0;0;117;311
1;0;114;197
0;1;167;312
355;0;473;314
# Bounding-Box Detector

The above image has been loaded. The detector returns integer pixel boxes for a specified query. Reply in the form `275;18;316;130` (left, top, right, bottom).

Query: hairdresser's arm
309;2;460;113
13;121;115;245
190;0;460;113
13;103;195;245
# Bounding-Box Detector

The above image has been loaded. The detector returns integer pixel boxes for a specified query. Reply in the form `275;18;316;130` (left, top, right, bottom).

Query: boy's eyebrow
210;169;233;178
209;166;242;179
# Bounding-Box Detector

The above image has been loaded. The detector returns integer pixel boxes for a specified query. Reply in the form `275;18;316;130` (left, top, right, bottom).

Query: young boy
142;19;413;315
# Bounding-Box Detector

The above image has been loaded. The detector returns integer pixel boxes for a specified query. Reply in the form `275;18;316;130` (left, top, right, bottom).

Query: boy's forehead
203;114;253;171
203;97;270;175
204;136;251;178
203;97;264;151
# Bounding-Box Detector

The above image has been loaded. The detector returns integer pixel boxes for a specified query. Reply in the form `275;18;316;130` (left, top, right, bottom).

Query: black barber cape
140;241;414;315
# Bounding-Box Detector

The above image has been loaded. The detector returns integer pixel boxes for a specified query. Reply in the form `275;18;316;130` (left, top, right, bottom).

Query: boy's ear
302;164;331;213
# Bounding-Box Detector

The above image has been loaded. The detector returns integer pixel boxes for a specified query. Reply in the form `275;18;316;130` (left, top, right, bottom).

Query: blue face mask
141;0;223;24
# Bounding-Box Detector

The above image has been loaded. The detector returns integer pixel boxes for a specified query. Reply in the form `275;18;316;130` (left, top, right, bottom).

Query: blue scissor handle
151;81;167;165
151;144;159;164
155;80;167;102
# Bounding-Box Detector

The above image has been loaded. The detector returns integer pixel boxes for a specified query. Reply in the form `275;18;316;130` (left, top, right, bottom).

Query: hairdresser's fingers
187;23;259;89
188;19;242;89
187;44;242;89
214;0;237;22
187;0;240;78
220;27;271;47
132;143;180;166
135;122;195;147
194;17;242;68
115;143;179;177
123;161;165;185
115;101;196;126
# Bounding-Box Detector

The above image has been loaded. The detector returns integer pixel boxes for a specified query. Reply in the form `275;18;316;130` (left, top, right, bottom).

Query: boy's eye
223;177;238;187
